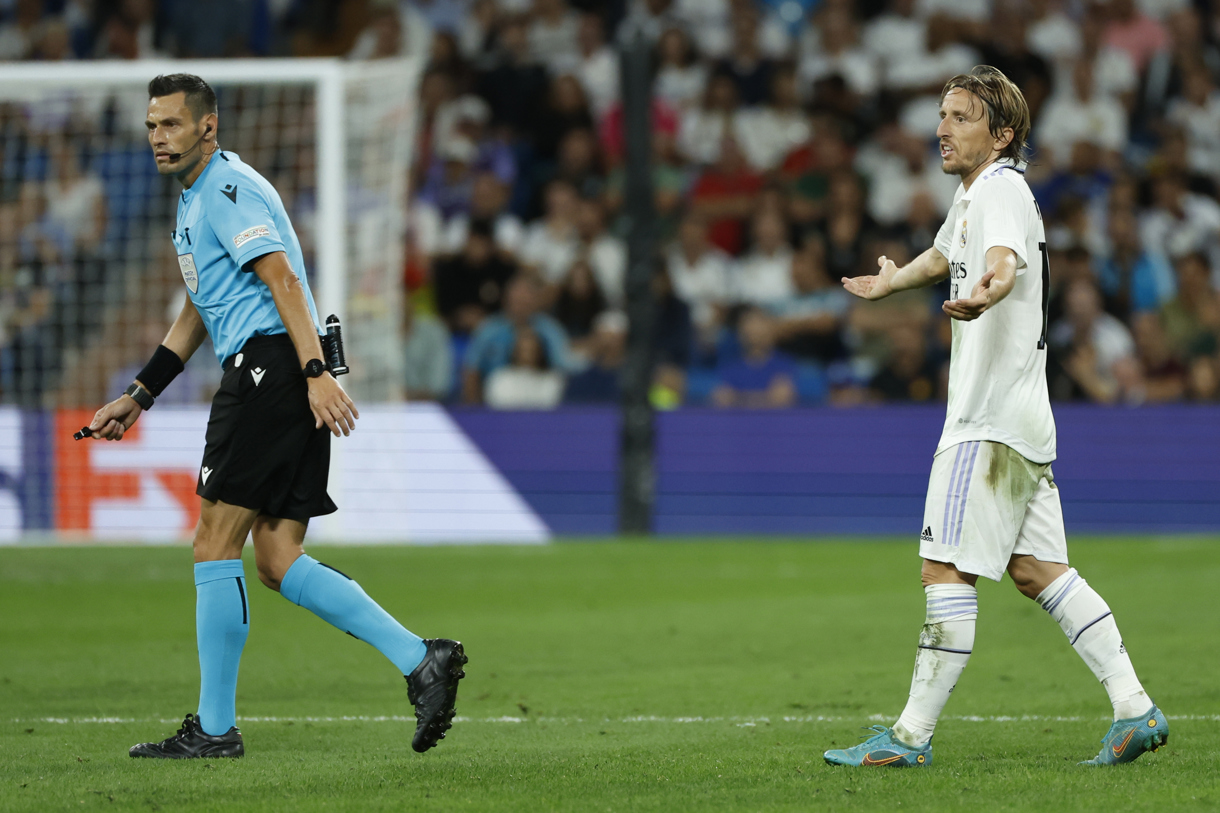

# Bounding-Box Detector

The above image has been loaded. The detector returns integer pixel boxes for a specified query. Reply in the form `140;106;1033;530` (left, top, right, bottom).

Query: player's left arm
251;251;359;437
942;246;1017;321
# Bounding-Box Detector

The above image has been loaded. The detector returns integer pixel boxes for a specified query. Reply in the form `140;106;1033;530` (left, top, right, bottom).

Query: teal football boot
824;726;932;767
1080;705;1168;765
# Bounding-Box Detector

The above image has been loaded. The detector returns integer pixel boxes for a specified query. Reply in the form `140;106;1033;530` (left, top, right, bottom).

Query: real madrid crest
960;219;968;247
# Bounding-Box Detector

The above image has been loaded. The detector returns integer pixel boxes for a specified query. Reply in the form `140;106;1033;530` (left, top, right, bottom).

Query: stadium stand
1;0;1218;409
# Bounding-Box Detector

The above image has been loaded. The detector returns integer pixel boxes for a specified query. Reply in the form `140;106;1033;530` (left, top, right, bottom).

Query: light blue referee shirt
170;151;321;364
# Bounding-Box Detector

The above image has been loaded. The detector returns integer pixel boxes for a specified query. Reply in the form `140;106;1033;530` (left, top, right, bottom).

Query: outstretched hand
842;255;898;301
87;394;144;440
308;373;359;437
943;270;996;321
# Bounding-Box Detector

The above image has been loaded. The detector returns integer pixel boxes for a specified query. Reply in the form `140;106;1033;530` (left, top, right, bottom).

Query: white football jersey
933;161;1057;464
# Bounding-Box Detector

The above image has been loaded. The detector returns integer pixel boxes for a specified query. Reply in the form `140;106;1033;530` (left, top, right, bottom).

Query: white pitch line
10;714;1220;725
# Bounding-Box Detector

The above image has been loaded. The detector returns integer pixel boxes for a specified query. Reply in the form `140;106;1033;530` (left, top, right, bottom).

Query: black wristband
125;382;155;410
136;344;185;397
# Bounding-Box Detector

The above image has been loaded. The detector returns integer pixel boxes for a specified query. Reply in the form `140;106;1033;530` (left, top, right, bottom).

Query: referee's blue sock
194;560;250;736
279;554;427;675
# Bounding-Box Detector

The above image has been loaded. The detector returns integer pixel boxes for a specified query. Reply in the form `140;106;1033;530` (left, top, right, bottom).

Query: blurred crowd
402;0;1220;408
0;126;110;402
3;0;1220;409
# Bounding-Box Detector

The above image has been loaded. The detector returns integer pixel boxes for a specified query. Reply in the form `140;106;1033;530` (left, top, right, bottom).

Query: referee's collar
180;151;229;203
957;159;1026;204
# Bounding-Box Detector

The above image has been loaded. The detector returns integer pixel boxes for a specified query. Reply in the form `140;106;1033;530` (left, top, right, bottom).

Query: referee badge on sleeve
178;253;198;293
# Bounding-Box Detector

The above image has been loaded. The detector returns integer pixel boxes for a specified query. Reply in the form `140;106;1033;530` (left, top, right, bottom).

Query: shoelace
858;725;889;741
171;715;196;742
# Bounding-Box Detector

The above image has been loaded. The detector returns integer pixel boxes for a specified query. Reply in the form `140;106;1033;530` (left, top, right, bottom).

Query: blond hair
942;66;1031;165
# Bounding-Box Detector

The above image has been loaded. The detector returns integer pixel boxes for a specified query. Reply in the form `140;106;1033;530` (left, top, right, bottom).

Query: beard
940;147;986;179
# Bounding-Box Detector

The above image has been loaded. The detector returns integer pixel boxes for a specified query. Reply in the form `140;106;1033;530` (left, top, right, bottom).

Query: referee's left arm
86;295;208;441
251;251;359;436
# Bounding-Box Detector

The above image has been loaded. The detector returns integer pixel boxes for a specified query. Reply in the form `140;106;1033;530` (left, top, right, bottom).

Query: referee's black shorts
196;333;337;520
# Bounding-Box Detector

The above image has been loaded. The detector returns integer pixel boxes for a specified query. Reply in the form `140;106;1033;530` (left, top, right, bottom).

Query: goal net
0;58;419;410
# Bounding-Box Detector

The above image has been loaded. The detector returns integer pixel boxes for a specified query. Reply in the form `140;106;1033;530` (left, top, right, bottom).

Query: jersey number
1037;241;1050;349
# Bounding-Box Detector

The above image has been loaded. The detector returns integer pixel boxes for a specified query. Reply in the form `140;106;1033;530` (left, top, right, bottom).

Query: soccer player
84;74;467;759
824;66;1166;768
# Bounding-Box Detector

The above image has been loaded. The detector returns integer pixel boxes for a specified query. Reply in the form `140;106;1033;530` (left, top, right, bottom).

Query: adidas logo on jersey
920;526;935;542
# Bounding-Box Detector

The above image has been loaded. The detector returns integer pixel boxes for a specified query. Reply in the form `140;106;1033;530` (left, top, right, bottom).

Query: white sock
1036;568;1152;720
893;584;977;747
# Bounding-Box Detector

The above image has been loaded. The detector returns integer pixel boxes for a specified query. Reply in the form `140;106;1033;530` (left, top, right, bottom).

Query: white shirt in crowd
1166;91;1220;180
799;49;881;98
862;11;926;68
933;161;1057;464
916;0;991;21
0;22;31;60
520;221;579;281
862;12;925;57
678;108;753;166
736;107;811;172
1026;8;1081;63
1036;90;1128;167
1139;193;1220;279
899;95;950;139
348;3;431;60
1136;0;1189;19
445;214;526;256
733;246;796;307
44;174;105;248
552;46;620;117
587;236;627;307
855;141;959;226
1091;48;1140;99
520;223;627;305
673;0;728;42
1049;49;1138;102
529;13;580;71
885;42;979;92
1049;313;1137;389
694;9;790;60
411;202;525;256
485;367;566;409
667;243;733;328
655;63;709;111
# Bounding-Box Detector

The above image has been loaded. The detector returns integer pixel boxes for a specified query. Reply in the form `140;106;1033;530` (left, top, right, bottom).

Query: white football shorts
919;440;1069;581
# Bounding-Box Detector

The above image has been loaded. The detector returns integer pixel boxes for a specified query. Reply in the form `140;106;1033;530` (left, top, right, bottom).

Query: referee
86;74;466;759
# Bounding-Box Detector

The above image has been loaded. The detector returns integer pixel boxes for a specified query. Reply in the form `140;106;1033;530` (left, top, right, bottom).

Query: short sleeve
207;179;287;270
979;178;1031;273
933;207;956;259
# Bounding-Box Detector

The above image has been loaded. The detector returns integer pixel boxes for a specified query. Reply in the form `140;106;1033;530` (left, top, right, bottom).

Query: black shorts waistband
222;333;297;371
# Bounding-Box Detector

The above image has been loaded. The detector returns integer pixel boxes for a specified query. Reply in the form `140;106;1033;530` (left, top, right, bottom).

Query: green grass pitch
2;538;1218;812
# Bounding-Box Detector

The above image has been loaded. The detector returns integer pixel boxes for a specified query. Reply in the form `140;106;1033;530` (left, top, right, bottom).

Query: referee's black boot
406;638;467;753
129;714;244;759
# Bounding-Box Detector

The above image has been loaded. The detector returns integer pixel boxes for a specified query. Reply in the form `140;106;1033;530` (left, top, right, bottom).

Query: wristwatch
302;358;327;378
125;382;155;410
